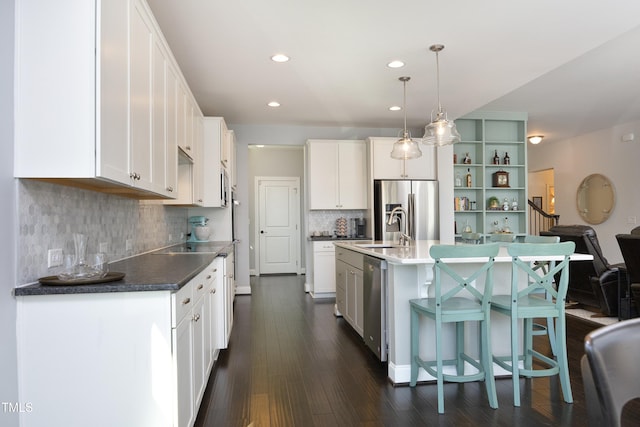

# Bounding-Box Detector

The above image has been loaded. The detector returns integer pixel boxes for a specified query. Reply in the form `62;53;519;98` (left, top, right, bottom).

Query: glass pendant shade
423;111;461;146
390;76;422;160
391;131;422;159
422;44;460;147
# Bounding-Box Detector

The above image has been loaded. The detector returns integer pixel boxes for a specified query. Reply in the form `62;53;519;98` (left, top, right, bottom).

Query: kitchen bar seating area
196;274;640;426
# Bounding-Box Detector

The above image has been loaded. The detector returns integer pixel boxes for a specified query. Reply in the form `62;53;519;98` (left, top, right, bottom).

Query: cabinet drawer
192;271;208;302
172;281;194;328
336;248;363;270
313;241;336;252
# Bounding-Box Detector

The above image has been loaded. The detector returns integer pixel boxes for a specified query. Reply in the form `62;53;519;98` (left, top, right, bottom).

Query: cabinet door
345;267;356;329
129;0;154;191
151;37;169;196
97;0;130;185
200;117;224;207
313;244;336;293
371;138;436;180
174;315;194;427
220;119;230;170
229;130;237;190
354;268;364;336
165;64;179;197
176;87;188;154
338;141;367;209
192;113;204;205
335;259;347;316
224;253;235;344
192;296;206;406
308;141;339;209
405;145;436;179
212;259;226;350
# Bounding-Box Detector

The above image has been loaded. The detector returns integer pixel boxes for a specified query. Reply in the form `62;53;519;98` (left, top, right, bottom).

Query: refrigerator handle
407;193;415;239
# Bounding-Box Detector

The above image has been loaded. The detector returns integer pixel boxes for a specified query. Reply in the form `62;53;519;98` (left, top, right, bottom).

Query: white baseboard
309;291;335;299
235;285;251;295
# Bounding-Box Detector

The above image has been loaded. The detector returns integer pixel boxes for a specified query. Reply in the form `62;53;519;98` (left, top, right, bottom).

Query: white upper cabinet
200;117;226;207
307;139;367;210
369;137;436;180
14;0;198;199
220;120;231;171
129;0;155;193
228;130;237;190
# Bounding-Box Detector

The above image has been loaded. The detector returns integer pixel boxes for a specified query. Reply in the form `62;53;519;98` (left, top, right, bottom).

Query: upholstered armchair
616;234;640;318
541;225;620;316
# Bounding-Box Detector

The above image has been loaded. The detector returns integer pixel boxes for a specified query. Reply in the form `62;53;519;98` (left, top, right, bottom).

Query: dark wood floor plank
194;274;640;427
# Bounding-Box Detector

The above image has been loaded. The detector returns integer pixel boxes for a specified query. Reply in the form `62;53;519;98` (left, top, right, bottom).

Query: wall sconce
528;135;543;145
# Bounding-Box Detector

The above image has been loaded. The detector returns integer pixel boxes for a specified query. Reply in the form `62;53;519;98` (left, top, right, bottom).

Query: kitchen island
333;240;592;385
14;241;234;427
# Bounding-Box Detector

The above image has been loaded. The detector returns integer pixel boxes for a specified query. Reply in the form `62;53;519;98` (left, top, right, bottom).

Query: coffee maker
352;218;367;238
187;216;211;242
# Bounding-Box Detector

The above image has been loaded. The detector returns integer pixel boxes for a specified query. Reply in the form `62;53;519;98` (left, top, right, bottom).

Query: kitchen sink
355;243;399;249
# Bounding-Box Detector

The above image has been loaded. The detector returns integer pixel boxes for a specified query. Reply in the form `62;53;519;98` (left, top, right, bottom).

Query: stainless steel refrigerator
373;180;439;241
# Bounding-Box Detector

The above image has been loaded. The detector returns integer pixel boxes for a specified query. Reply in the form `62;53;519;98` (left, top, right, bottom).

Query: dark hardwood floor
194;274;639;426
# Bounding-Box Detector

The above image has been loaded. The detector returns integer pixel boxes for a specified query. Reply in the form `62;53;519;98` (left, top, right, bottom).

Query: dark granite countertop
14;241;234;297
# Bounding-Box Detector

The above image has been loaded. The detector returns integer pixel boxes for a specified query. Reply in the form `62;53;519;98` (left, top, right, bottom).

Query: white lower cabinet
16;257;226;427
222;253;235;347
335;248;364;336
312;241;336;295
175;306;195;427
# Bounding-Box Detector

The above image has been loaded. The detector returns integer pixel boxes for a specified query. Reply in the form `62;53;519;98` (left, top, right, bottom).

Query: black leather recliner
541;225;620;316
616;234;640;318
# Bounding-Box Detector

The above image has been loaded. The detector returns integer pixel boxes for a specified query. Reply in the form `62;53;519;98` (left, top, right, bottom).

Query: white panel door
258;178;300;274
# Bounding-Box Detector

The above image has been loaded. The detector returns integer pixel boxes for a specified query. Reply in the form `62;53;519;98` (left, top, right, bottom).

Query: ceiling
146;0;640;144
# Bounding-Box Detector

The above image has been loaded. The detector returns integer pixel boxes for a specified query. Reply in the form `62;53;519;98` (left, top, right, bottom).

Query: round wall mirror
576;173;615;224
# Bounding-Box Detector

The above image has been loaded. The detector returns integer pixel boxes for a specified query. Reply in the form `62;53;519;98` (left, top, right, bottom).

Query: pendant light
390;76;422;159
423;44;461;146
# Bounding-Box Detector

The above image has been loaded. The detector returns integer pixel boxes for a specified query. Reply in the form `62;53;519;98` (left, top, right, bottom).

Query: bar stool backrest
507;242;575;306
429;243;500;310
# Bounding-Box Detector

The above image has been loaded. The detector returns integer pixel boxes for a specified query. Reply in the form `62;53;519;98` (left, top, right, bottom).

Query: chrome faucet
387;206;411;246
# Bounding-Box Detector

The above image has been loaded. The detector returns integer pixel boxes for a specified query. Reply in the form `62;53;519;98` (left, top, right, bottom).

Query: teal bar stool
491;241;575;406
409;243;500;414
524;234;560;355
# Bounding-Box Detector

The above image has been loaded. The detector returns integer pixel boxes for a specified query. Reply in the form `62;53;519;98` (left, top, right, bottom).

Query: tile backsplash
308;210;368;237
17;180;188;285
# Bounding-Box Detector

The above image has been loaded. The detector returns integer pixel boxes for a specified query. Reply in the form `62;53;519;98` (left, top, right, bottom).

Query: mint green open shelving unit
453;112;528;243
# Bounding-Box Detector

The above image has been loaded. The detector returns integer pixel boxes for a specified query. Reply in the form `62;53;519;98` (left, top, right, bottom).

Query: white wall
1;0;19;424
528;119;640;264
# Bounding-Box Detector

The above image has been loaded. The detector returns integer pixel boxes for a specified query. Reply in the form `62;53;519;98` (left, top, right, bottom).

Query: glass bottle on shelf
503;217;511;233
455;172;462;187
463;152;471;164
465;168;472;188
492;149;500;165
502;198;510;211
511;197;518;211
503;152;510;165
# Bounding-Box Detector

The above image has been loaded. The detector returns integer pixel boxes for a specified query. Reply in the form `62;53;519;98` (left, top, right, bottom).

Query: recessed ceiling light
271;54;290;63
267;101;280;107
389;106;401;111
387;60;405;68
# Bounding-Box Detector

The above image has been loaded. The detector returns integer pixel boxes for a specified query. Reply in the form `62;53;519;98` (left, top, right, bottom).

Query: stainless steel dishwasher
363;255;388;361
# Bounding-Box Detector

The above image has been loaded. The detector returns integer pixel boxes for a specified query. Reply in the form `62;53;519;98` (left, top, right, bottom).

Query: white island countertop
333;240;593;264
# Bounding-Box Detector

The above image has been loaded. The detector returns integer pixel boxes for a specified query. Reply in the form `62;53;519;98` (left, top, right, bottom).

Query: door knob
261;230;265;234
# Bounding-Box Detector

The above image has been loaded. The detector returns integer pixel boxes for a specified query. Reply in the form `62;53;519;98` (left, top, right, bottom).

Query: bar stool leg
410;308;419;387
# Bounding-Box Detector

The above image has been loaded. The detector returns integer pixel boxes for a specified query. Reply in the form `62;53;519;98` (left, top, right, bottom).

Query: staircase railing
528;199;560;235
